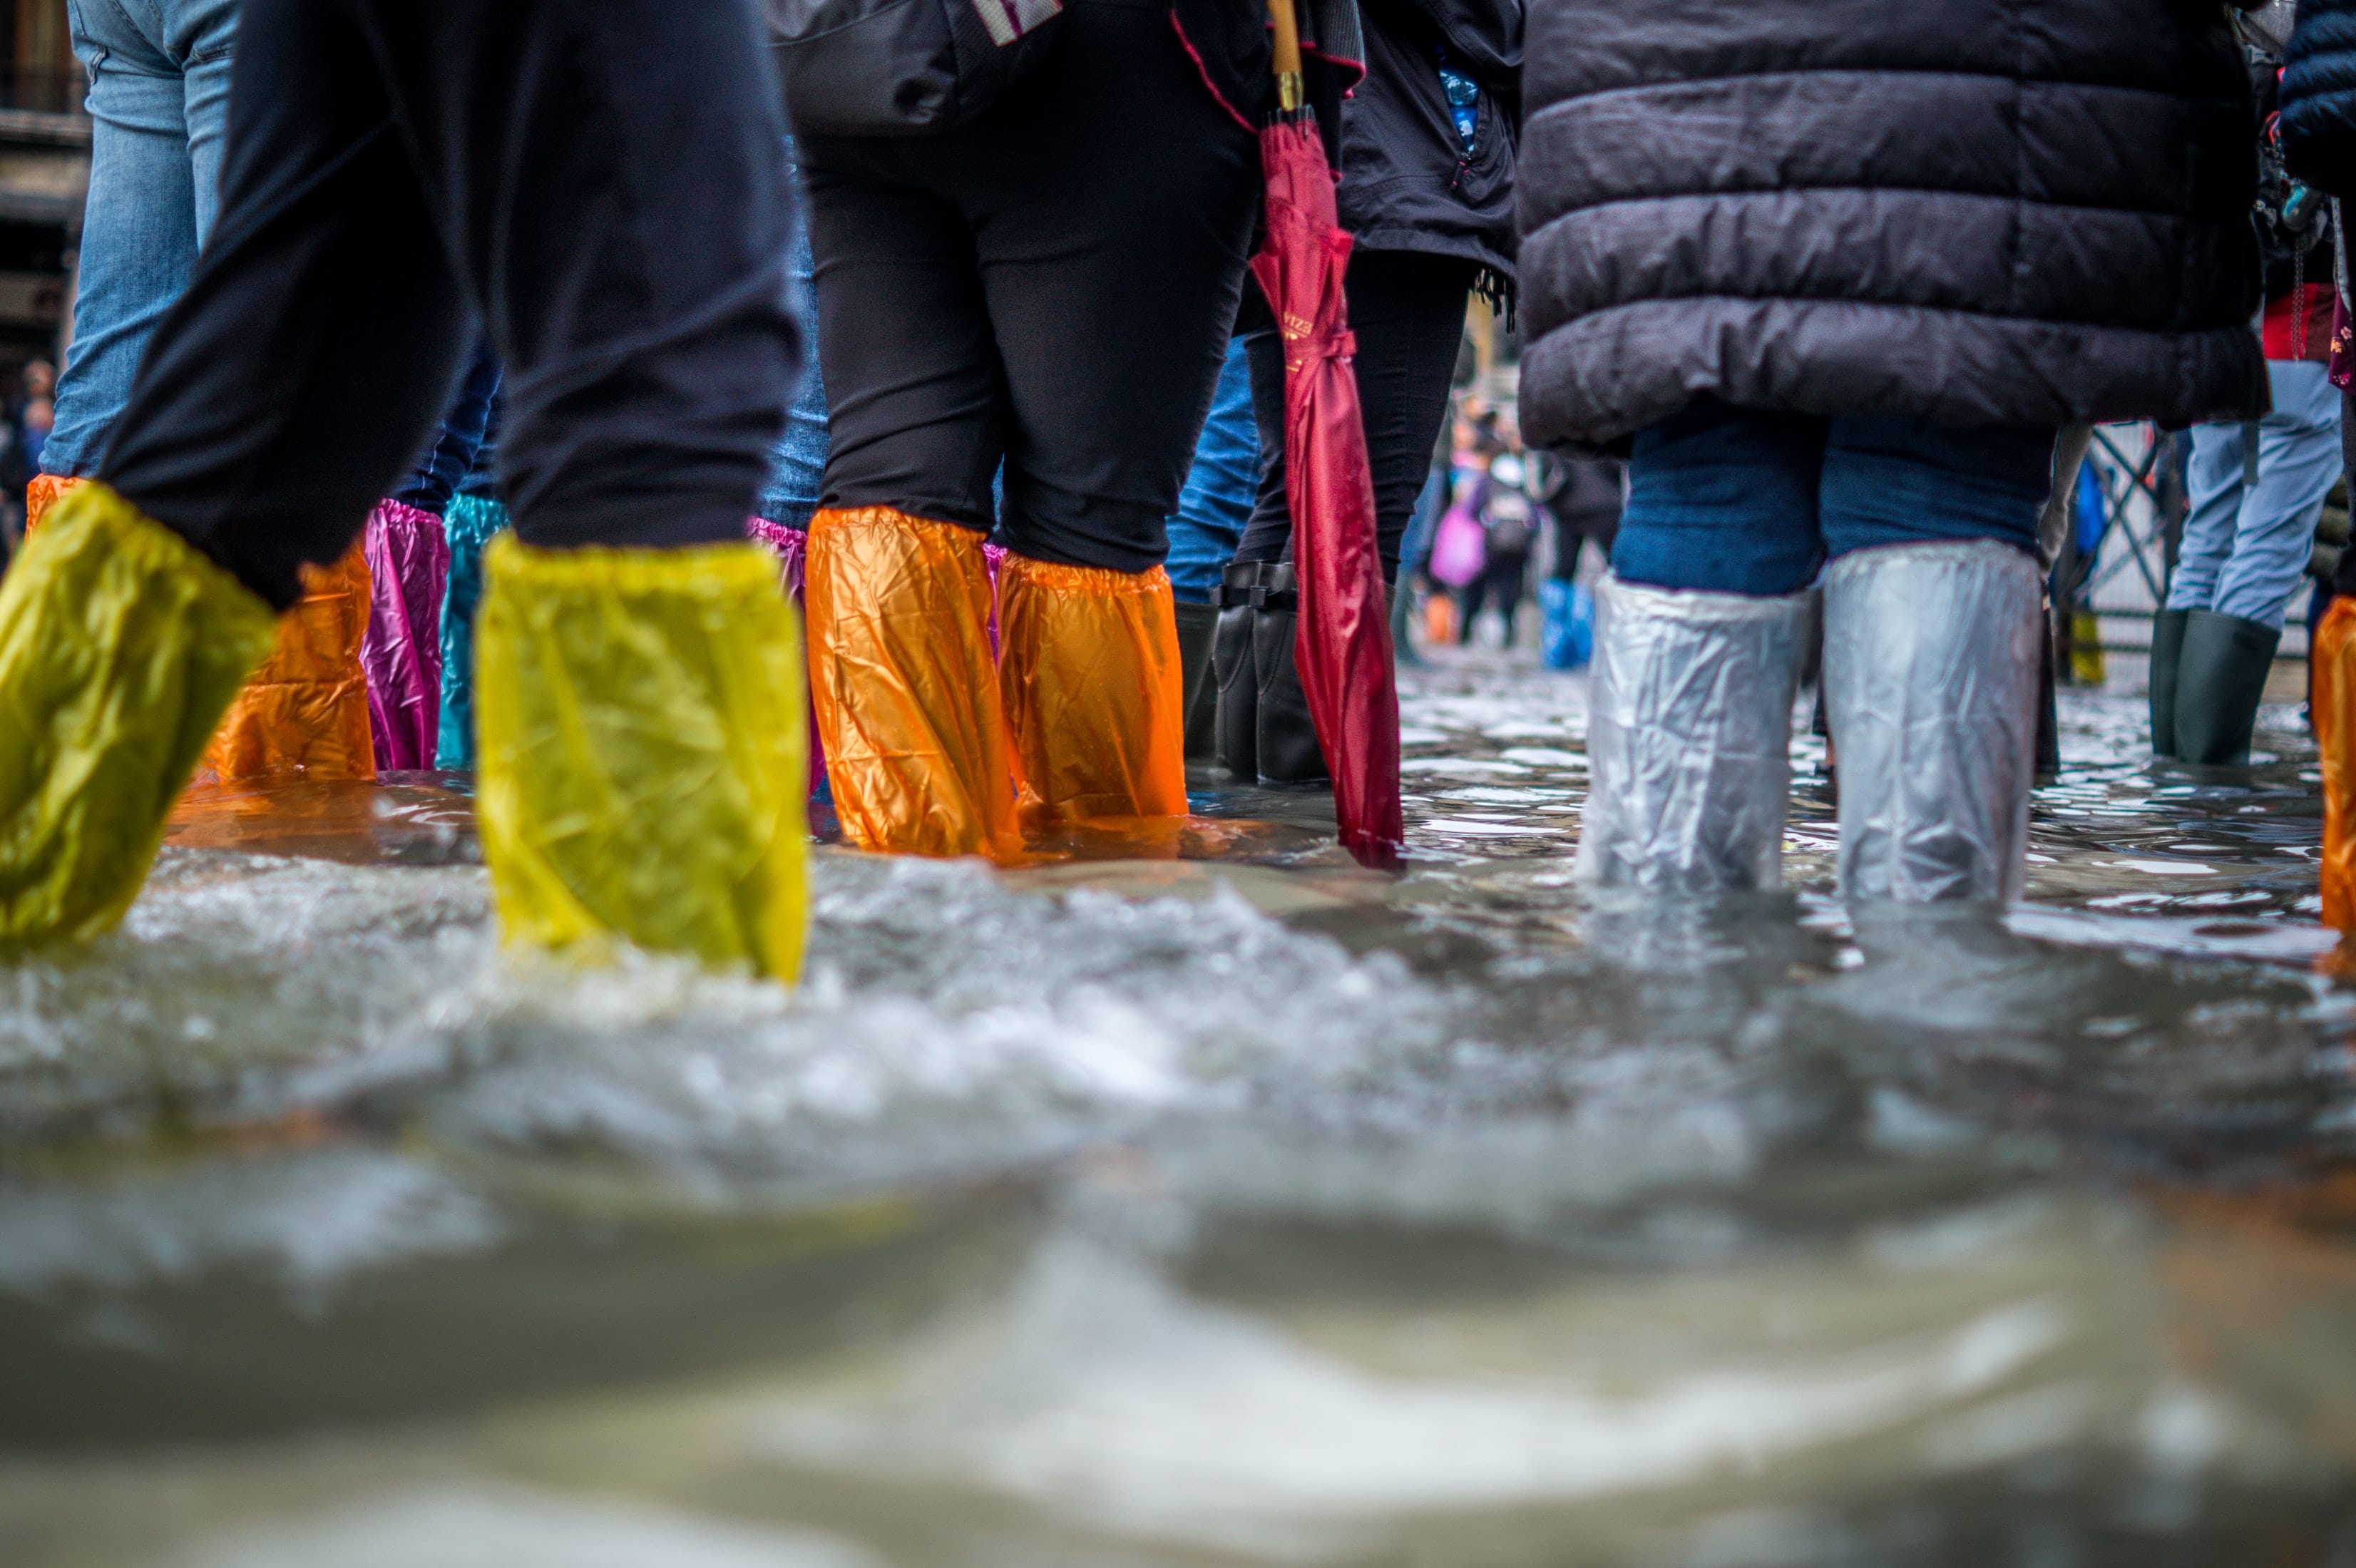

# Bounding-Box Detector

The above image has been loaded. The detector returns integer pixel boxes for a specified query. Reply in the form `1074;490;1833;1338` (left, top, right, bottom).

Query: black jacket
2283;0;2356;197
1336;0;1521;290
1515;0;2269;454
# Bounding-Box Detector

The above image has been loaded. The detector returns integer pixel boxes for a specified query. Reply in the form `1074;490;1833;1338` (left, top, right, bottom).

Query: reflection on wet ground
7;652;2356;1565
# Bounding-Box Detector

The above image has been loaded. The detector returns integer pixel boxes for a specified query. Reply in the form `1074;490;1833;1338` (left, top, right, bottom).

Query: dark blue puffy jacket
2283;0;2356;197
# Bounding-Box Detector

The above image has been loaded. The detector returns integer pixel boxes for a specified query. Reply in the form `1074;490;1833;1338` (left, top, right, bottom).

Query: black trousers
99;0;799;610
1235;248;1477;580
799;0;1261;575
1459;547;1531;644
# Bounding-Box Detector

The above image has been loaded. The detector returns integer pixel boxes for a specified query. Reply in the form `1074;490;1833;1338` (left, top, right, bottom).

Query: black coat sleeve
2282;0;2356;196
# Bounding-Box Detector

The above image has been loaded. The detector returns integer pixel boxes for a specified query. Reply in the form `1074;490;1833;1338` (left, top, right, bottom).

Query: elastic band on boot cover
997;554;1188;827
474;535;808;980
434;492;509;770
361;499;450;772
0;481;275;945
1573;574;1807;891
806;506;1019;861
2317;598;2356;929
203;540;376;782
1823;540;2042;903
23;474;83;536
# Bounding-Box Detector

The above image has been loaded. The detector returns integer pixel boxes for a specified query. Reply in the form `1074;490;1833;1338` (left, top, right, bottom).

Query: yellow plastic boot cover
996;554;1188;826
0;482;276;946
202;541;377;782
806;506;1020;861
474;534;809;980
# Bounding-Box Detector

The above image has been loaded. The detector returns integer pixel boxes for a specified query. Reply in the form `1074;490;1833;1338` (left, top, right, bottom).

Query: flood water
7;653;2356;1567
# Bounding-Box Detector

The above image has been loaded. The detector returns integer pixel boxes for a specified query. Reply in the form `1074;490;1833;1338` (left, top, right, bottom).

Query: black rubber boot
1212;562;1264;779
1174;598;1220;762
1251;600;1331;786
2173;608;2281;765
2148;606;2190;758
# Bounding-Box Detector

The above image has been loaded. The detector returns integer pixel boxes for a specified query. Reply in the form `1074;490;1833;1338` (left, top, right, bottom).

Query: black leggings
1459;548;1531;644
800;0;1261;575
97;0;799;610
1234;248;1477;580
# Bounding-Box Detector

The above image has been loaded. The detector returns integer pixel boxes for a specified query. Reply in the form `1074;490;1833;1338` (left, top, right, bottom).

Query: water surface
5;656;2355;1567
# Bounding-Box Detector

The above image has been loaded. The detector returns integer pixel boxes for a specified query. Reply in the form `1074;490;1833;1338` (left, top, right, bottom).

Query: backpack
768;0;1062;135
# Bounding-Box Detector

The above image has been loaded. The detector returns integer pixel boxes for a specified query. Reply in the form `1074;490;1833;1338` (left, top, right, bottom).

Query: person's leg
1165;337;1258;760
1576;402;1820;891
1613;402;1828;594
1223;248;1472;779
357;339;499;773
2;0;459;943
969;5;1256;575
2209;362;2343;628
353;0;806;973
2173;364;2343;764
2150;421;2240;755
1165;338;1258;605
969;0;1259;823
1343;252;1480;580
755;190;831;533
166;0;238;240
2165;422;2247;612
1231;253;1474;574
11;0;812;969
98;0;471;604
1494;549;1530;646
1457;568;1489;642
41;2;200;479
2322;389;2356;929
352;0;797;553
1817;416;2052;901
797;147;1020;859
393;340;501;516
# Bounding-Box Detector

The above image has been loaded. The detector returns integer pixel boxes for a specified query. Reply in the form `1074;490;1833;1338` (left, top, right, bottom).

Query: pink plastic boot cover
361;499;451;771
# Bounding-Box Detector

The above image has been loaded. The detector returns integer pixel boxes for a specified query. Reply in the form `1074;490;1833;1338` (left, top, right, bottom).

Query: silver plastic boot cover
1574;575;1808;891
1823;540;2043;903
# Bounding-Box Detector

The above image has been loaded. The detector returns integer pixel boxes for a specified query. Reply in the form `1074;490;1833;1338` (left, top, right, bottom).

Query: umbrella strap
1285;329;1357;373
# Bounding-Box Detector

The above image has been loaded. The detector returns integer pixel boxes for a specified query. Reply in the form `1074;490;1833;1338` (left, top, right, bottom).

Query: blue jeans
44;0;238;477
1612;404;2055;595
391;339;501;513
756;198;829;528
2167;359;2342;631
1162;336;1259;603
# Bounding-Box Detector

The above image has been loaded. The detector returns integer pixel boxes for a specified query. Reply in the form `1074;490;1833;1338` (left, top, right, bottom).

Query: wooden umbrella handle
1267;0;1304;111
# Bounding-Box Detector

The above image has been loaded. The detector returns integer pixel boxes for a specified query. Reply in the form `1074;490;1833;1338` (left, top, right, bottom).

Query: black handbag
768;0;1064;135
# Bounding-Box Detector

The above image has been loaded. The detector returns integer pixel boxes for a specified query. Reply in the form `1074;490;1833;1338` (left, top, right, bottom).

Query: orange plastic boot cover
996;554;1188;827
201;541;377;782
24;475;83;536
2318;597;2356;929
806;506;1019;859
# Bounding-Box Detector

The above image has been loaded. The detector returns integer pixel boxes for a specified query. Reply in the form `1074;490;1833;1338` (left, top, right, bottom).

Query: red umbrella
1251;0;1403;869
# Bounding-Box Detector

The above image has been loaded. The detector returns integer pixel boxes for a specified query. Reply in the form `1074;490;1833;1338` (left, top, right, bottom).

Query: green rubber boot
2172;608;2280;765
2148;607;2190;758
